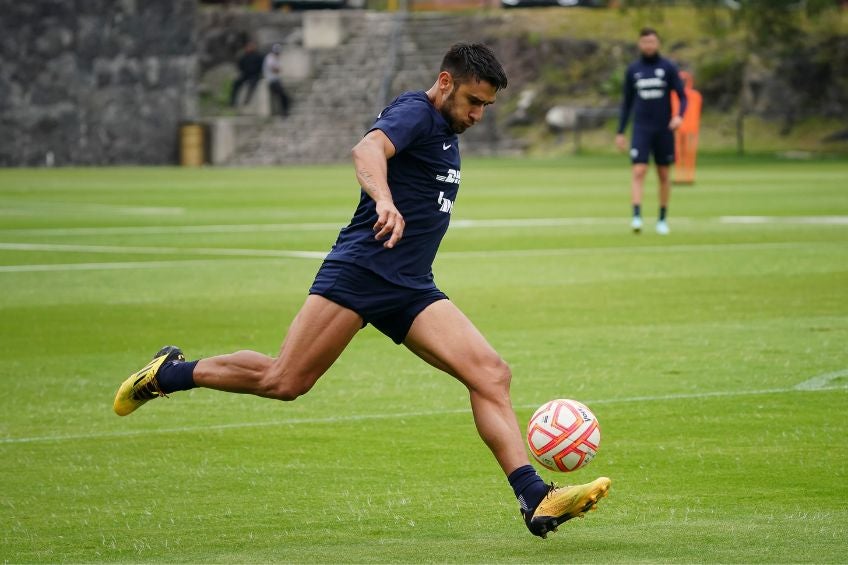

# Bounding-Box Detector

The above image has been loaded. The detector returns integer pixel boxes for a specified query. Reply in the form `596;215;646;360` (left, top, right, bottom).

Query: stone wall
198;9;528;165
4;4;845;167
0;0;197;166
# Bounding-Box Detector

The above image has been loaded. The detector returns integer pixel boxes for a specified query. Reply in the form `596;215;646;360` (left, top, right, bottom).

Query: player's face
638;34;660;57
441;78;497;134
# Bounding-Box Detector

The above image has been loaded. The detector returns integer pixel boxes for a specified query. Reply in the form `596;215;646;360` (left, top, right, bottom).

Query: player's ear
438;71;454;96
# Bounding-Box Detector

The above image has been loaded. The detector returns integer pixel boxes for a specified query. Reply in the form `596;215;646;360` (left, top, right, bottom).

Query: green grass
1;155;847;563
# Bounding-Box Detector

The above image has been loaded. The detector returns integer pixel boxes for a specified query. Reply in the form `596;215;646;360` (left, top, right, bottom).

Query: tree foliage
620;0;841;52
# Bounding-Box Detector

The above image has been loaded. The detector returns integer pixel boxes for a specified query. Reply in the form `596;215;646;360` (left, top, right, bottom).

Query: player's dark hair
640;27;659;39
440;43;508;91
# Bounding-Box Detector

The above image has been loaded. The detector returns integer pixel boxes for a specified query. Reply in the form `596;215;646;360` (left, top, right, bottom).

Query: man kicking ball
114;43;610;539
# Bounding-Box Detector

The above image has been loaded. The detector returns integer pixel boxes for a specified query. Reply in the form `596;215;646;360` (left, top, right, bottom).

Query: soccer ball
526;399;601;472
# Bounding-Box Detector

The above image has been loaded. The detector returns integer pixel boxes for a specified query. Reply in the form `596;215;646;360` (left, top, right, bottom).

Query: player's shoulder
376;91;437;135
383;91;433;116
660;56;680;72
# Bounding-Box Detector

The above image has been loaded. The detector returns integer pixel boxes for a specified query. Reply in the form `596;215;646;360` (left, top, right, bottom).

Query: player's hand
669;116;683;131
615;134;627;152
373;199;405;249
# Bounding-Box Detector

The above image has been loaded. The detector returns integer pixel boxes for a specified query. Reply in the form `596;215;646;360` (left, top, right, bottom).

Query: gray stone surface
0;0;197;166
4;5;844;167
303;11;344;50
204;10;525;166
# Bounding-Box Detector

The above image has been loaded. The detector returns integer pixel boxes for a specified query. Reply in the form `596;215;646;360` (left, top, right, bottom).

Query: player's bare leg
404;299;610;537
404;299;526;474
114;295;362;415
657;165;671;208
194;295;362;399
656;164;671;234
630;163;648;233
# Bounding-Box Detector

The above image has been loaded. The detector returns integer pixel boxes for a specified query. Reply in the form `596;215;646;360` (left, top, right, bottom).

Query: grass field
1;155;846;563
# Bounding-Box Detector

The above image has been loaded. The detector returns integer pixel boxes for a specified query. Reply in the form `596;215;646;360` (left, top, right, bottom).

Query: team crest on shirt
655;68;665;78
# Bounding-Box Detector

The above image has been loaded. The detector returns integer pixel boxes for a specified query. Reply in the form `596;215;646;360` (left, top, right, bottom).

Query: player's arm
351;129;405;249
615;68;635;151
669;66;687;131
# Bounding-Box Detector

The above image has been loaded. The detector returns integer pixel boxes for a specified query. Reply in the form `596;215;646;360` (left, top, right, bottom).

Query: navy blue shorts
630;127;675;165
308;260;448;345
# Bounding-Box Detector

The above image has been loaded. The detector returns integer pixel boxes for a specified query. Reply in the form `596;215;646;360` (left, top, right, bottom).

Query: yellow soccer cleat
523;476;611;538
113;346;184;416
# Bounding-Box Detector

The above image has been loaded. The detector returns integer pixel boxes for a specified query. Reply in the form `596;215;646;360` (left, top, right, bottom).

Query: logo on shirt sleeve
436;169;461;184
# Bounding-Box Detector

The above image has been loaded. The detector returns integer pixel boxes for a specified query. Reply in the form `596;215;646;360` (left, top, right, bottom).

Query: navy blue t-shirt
325;91;460;289
617;55;687;134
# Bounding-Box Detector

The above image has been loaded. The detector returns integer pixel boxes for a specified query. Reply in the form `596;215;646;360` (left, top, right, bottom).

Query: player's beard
441;89;470;134
640;48;659;60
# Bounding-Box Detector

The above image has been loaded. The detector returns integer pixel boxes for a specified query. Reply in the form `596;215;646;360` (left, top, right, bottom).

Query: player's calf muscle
195;350;272;394
195;352;317;401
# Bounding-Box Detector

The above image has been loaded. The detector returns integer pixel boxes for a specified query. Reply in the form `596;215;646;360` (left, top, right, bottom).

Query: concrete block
208;117;235;165
303;11;342;50
546;106;578;132
279;48;310;82
237;78;271;117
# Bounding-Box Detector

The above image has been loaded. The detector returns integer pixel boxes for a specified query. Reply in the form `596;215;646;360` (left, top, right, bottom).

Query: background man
616;27;687;235
114;43;610;539
229;40;263;108
263;43;290;117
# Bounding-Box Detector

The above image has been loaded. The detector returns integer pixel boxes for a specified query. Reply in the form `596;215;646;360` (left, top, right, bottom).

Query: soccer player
615;27;687;235
114;43;610;539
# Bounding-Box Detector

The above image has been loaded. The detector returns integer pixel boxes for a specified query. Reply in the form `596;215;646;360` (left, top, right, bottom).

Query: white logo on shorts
630;148;639;159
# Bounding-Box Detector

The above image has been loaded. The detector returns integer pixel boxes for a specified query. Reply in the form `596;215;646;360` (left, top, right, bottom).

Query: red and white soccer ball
527;399;601;472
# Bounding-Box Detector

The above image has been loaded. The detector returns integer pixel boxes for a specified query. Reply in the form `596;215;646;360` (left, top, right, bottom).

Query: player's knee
267;380;312;402
260;367;314;402
492;358;512;391
478;356;512;395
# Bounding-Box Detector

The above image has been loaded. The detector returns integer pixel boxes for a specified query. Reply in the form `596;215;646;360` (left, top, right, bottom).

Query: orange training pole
672;71;702;185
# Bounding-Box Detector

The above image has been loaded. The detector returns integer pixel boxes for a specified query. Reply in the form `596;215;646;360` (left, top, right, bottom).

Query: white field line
720;216;848;225
0;240;840;274
0;259;277;273
794;368;848;390
1;215;845;238
0;242;326;259
1;381;844;445
0;222;342;237
438;241;831;259
449;217;683;228
0;203;186;217
0;218;631;237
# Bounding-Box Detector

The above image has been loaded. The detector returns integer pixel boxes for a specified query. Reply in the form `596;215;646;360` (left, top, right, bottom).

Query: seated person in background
229;40;264;107
263;43;291;117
